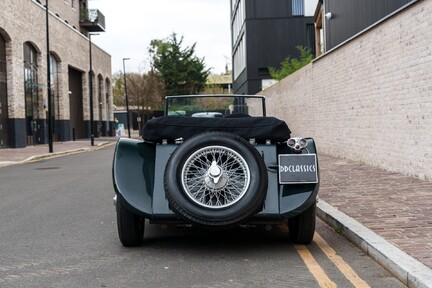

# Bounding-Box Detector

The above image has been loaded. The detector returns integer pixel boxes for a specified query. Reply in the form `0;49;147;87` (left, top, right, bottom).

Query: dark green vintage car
113;95;319;246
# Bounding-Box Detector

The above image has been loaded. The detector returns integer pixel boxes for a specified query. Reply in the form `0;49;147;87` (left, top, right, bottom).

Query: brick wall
262;0;432;181
0;0;112;121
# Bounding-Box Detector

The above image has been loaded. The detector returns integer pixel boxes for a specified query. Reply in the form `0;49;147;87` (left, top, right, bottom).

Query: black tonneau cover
141;116;291;143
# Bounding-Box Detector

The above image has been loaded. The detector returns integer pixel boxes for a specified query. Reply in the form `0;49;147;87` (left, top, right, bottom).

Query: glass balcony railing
80;9;106;32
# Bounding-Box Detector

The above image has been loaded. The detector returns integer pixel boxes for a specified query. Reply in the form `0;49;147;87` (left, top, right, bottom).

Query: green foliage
112;71;125;107
201;84;230;95
149;33;210;96
334;227;343;235
269;46;314;81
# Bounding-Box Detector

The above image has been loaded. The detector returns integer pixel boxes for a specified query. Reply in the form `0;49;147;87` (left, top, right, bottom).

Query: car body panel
113;139;155;218
113;137;319;224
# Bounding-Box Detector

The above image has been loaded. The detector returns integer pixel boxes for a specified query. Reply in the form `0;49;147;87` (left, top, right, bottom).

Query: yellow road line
314;233;370;288
294;243;337;288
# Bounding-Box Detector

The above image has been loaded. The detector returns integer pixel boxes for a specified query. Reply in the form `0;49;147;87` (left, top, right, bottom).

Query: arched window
49;54;58;117
0;34;8;147
50;53;60;137
23;42;39;138
105;78;110;134
98;74;103;122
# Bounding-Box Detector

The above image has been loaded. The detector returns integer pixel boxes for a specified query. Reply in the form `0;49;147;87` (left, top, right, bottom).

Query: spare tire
164;132;268;228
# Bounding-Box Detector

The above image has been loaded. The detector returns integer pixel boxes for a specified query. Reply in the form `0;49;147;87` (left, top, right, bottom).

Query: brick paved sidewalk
318;154;432;270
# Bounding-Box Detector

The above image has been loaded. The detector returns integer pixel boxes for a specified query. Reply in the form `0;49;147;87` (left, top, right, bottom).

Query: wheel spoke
182;145;250;209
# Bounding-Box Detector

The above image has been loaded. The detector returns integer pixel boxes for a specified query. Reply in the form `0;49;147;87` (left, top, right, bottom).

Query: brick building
0;0;113;148
261;0;432;181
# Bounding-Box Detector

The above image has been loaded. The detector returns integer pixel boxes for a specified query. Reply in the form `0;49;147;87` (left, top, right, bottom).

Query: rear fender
278;138;319;217
112;138;155;218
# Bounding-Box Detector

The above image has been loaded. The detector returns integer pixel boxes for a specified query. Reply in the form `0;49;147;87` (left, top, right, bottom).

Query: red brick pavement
318;154;432;269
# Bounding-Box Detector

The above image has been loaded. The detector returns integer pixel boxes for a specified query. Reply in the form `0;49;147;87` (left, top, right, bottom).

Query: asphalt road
0;146;406;288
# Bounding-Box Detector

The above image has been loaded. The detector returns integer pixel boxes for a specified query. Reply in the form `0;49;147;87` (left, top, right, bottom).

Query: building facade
206;66;233;94
0;0;113;148
314;0;413;56
231;0;318;95
261;0;430;180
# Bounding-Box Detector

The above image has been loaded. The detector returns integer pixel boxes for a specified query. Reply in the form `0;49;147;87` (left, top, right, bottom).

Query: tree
126;72;146;111
126;70;165;112
112;71;125;107
149;33;210;96
112;70;165;112
201;84;227;95
269;46;314;81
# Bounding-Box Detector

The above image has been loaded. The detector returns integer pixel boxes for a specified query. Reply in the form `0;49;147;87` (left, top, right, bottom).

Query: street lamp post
88;33;99;146
46;0;53;153
122;58;131;138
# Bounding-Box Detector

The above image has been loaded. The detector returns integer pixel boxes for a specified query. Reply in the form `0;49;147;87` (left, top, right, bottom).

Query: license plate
278;154;318;184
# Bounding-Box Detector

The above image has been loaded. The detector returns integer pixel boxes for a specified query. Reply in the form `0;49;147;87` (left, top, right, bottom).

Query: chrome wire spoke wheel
181;146;250;209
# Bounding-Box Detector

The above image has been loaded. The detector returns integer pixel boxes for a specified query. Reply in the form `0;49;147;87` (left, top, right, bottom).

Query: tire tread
116;201;145;247
288;202;316;244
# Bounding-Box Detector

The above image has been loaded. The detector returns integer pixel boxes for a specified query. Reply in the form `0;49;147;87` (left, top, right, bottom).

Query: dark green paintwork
112;137;319;223
112;138;155;218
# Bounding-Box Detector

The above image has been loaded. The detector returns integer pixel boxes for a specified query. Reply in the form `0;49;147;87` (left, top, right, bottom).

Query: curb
22;141;115;164
317;199;432;288
0;161;18;167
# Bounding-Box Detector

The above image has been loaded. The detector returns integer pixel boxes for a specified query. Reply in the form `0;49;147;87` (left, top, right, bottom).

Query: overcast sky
89;0;232;75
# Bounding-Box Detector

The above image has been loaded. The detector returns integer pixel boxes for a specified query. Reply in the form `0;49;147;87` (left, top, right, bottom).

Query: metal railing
80;9;106;31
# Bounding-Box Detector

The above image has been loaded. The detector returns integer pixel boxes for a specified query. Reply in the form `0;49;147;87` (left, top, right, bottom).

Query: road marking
314;233;371;288
294;243;337;288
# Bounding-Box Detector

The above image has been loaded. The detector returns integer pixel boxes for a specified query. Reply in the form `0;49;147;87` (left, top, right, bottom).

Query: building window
233;34;246;80
232;0;245;44
258;68;270;76
292;0;304;16
105;79;110;134
23;42;39;138
50;54;59;135
306;23;316;55
98;75;103;134
98;75;103;121
0;34;8;147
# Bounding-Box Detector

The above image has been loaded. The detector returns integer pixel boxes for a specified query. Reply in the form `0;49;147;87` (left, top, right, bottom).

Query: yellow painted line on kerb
314;233;371;288
294;243;337;288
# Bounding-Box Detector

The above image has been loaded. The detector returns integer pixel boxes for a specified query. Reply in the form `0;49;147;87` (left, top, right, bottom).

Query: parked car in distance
113;95;319;246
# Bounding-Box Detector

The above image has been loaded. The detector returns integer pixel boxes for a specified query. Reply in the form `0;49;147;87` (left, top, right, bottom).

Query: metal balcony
80;9;106;32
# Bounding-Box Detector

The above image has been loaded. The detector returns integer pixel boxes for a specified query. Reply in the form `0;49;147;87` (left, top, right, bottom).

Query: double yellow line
294;233;370;288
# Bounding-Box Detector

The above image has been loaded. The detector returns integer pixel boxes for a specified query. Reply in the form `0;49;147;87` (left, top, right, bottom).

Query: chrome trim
181;145;250;209
287;137;308;152
175;137;184;144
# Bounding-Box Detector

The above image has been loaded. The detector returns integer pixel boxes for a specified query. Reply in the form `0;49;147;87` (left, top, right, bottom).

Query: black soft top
141;116;291;143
